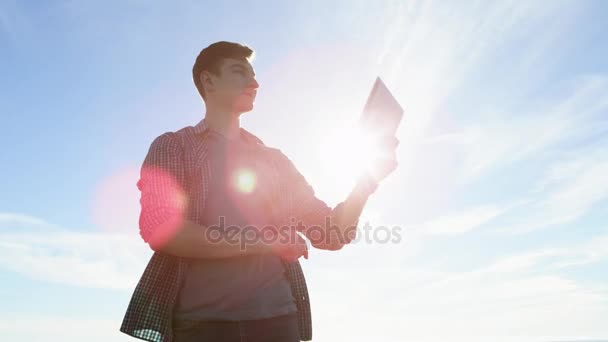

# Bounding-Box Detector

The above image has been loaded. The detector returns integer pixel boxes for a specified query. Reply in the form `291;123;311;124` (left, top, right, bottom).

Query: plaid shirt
120;119;349;342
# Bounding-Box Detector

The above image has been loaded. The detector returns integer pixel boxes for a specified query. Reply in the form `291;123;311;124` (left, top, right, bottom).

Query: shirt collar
193;118;264;147
193;118;209;135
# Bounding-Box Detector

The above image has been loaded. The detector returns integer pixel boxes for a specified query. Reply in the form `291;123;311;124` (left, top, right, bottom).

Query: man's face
203;58;259;114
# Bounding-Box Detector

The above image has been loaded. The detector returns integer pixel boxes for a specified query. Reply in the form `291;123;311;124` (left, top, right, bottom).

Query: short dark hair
192;41;255;100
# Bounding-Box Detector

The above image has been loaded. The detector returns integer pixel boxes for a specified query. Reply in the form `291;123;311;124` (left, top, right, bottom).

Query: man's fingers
297;237;308;259
281;248;306;262
278;233;309;261
297;236;308;260
379;136;399;150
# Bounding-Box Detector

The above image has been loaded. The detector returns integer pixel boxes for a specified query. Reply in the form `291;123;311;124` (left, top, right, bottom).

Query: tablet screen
359;77;404;137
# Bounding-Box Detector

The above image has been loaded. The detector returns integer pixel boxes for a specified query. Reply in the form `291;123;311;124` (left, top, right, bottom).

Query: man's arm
278;138;397;250
150;219;307;260
275;156;365;250
295;175;378;250
147;218;269;258
323;174;379;244
326;149;399;247
138;133;306;260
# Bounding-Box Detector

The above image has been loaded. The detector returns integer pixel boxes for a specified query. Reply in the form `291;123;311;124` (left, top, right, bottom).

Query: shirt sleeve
137;133;187;244
276;151;356;250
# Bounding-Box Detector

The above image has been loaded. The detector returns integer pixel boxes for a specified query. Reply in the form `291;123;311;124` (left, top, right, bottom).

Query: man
120;41;397;342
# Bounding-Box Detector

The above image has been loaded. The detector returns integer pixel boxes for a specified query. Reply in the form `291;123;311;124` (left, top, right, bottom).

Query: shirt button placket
238;320;246;342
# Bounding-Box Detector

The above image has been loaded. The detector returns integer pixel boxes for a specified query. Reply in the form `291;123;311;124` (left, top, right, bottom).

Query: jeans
173;313;300;342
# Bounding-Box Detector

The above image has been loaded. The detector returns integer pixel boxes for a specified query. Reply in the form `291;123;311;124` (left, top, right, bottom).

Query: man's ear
200;71;215;93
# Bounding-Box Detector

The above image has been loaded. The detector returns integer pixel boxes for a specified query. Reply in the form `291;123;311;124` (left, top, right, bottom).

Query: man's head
192;41;258;114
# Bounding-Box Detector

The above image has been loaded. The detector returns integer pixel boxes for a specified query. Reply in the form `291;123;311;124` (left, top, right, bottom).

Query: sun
318;122;386;183
233;168;257;193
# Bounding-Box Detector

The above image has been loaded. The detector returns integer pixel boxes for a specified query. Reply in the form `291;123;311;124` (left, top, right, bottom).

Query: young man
120;41;397;342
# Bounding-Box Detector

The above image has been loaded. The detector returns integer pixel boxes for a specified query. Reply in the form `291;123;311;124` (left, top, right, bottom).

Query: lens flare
91;165;141;234
233;168;257;193
322;123;387;176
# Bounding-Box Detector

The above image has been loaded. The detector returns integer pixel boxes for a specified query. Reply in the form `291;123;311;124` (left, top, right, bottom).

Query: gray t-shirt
174;131;297;321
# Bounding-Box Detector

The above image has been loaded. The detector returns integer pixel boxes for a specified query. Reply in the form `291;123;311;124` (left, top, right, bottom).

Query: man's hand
368;135;399;183
269;231;309;262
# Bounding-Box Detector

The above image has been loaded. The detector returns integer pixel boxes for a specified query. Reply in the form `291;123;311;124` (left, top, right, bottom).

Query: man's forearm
148;218;269;259
332;175;377;236
304;175;377;249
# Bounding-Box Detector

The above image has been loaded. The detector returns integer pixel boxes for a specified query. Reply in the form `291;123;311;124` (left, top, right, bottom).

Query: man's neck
203;108;241;140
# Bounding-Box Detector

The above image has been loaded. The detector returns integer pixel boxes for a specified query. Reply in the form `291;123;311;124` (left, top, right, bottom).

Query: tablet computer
359;77;404;137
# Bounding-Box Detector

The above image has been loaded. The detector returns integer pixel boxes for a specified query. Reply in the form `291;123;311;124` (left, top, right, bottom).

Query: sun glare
233;168;257;193
319;123;387;181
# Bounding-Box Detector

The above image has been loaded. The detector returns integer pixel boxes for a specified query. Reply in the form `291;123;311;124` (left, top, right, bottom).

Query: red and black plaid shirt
120;119;351;341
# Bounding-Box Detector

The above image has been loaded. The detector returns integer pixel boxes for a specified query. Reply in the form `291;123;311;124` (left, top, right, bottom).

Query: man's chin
235;103;254;114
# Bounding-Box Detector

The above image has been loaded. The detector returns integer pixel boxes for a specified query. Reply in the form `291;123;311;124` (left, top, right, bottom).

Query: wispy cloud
252;1;588;205
397;73;608;234
486;234;608;272
0;212;55;228
0;315;132;341
309;235;608;341
458;75;608;181
373;0;580;144
0;213;149;290
496;142;608;233
412;204;510;235
286;1;606;228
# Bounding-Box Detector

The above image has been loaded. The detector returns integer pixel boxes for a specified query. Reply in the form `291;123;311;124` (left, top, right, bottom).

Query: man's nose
249;77;259;89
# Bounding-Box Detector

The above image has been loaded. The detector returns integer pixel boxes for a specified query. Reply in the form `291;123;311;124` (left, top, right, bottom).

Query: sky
1;0;608;341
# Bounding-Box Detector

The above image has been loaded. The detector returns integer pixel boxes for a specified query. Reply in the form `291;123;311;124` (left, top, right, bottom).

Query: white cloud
496;145;608;233
0;315;132;342
412;204;509;235
408;75;608;234
552;235;608;269
308;235;608;341
541;161;608;222
0;212;55;228
459;75;608;181
374;0;577;143
0;213;150;290
396;197;535;236
485;234;608;273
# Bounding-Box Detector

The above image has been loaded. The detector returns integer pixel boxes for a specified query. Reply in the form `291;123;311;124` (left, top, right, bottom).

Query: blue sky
1;1;608;341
